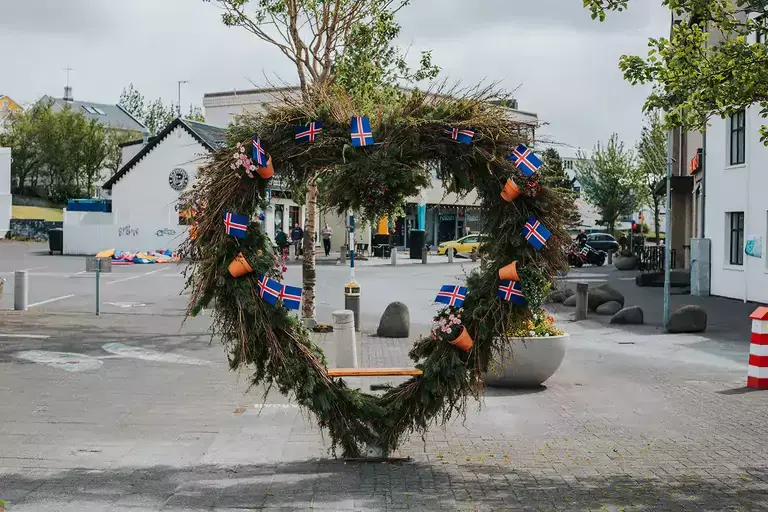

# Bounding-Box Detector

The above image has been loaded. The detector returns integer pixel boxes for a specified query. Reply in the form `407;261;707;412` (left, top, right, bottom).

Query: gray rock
667;305;707;333
376;302;410;338
563;288;575;298
588;284;625;311
563;294;577;307
610;306;644;325
595;301;622;316
614;255;638;271
548;290;566;303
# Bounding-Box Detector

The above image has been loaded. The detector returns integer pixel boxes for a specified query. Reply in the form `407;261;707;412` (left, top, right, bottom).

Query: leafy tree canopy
584;0;768;143
576;133;643;235
119;83;204;136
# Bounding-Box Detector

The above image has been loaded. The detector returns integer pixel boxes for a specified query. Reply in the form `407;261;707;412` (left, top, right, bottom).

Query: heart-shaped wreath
179;85;573;457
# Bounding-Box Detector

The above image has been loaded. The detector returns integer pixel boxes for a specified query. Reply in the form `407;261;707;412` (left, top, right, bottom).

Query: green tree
0;100;114;201
576;134;641;235
636;111;668;246
119;83;205;135
539;148;581;228
207;0;439;322
584;0;768;143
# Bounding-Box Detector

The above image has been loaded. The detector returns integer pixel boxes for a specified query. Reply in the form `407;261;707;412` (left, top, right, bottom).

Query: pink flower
282;266;288;272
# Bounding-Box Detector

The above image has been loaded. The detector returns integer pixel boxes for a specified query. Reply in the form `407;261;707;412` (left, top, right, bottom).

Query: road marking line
0;333;51;339
101;343;212;365
106;267;167;285
15;350;103;372
21;265;48;271
73;270;87;275
253;403;298;408
28;294;76;308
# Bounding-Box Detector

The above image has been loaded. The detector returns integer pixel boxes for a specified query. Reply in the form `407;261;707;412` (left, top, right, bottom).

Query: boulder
614;255;638;271
563;288;575;298
376;302;410;338
548;290;566;303
595;301;622;316
587;284;625;311
563;294;577;307
667;305;707;333
609;306;644;325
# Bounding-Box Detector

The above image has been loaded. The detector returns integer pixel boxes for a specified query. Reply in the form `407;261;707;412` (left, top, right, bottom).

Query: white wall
0;147;11;237
705;106;768;302
64;125;207;254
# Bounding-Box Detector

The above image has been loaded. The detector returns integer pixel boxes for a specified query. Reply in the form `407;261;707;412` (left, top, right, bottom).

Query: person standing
275;229;289;256
321;223;333;257
290;223;304;260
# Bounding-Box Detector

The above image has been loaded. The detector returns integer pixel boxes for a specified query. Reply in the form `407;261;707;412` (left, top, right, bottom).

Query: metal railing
633;245;676;272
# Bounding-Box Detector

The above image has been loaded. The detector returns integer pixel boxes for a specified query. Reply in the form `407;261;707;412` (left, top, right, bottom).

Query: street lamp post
177;80;188;116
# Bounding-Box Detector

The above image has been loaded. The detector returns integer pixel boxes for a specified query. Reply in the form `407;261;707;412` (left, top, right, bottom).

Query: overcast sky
0;0;669;151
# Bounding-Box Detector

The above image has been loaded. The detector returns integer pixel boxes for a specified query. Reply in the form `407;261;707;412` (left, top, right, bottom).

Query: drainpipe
701;127;706;237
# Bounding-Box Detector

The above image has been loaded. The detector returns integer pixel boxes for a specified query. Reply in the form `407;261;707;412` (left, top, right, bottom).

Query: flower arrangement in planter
506;308;564;338
312;323;334;333
430;307;472;351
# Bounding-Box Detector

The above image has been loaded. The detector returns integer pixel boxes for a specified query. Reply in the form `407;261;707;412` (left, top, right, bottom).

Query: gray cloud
0;0;669;152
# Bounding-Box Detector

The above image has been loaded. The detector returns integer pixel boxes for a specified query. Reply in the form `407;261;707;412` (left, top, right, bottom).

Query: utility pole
663;129;673;328
177;80;188;116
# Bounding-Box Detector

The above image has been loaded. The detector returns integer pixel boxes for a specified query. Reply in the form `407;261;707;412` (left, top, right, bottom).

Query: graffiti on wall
118;225;139;237
155;228;176;237
9;219;63;241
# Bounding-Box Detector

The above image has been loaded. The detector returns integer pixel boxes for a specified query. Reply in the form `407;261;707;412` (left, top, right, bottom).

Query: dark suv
585;233;619;253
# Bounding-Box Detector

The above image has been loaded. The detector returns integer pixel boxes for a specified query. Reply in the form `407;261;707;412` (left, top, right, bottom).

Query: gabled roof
41;95;146;132
102;117;227;190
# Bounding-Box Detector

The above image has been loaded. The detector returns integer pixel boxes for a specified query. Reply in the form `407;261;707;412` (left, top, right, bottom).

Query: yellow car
437;234;482;256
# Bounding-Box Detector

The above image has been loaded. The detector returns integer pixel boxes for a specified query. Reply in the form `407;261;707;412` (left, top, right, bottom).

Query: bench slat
327;368;423;377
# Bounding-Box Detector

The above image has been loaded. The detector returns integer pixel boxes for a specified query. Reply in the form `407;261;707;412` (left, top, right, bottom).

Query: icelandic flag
508;144;542;176
435;284;467;308
278;284;302;310
252;134;268;167
443;126;474;144
498;280;526;305
223;211;248;239
350;116;374;147
257;274;282;306
295;121;322;143
522;216;552;251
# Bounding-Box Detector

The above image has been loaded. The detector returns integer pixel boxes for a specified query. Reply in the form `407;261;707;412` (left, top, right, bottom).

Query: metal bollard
607;251;613;265
575;282;588;321
390;247;398;265
332;309;358;368
344;281;361;331
14;270;28;311
447;248;454;263
422;247;428;264
339;245;346;264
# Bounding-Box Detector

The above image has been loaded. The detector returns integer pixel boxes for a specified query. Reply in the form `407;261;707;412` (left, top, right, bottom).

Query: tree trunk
302;175;318;323
653;198;661;247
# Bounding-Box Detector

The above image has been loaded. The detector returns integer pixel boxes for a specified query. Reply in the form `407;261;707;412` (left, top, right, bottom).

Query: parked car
437;234;484;256
584;233;619;253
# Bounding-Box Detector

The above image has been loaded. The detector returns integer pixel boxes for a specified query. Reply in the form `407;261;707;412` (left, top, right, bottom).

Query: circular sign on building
168;168;189;191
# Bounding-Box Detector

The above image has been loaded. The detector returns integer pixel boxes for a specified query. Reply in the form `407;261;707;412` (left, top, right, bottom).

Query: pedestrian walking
290;223;304;260
321;223;333;257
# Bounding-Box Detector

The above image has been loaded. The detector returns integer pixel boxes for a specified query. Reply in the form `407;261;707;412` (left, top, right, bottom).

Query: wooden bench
327;368;423;377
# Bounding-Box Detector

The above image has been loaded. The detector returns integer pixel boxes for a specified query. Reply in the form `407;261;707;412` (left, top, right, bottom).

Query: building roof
102;117;227;190
41;95;146;132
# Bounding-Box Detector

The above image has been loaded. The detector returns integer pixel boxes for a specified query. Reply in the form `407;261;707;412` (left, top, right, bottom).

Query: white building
63;118;225;254
0;147;11;238
203;86;538;250
705;103;768;302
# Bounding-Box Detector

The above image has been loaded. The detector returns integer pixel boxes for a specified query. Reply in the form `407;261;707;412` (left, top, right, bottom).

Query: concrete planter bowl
483;334;569;388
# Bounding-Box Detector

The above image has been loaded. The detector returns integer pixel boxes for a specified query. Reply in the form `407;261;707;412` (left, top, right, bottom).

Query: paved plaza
1;242;768;511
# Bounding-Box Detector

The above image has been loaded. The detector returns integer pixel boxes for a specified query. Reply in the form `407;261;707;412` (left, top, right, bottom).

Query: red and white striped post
748;306;768;389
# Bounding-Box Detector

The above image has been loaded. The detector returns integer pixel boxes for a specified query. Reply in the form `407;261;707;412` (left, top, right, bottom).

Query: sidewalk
285;250;466;267
557;265;761;345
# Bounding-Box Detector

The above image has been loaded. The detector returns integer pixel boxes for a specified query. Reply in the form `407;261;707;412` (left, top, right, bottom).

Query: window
730;110;746;165
729;211;745;265
93;106;106;115
2;100;8;108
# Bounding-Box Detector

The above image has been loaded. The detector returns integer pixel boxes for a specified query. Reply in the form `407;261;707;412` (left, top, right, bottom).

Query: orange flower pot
257;155;274;179
228;252;254;278
500;178;520;202
449;327;473;352
189;223;198;241
498;261;519;282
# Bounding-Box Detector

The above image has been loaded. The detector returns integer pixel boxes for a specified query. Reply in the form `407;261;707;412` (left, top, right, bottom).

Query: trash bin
409;230;425;259
48;228;63;255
